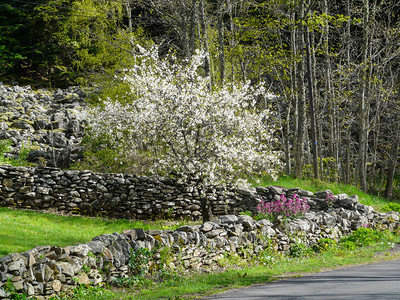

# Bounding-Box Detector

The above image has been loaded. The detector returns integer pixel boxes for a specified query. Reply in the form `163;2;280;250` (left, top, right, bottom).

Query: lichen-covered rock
0;83;87;168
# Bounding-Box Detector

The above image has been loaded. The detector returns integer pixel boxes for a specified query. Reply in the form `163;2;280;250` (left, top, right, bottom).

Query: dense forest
1;0;400;198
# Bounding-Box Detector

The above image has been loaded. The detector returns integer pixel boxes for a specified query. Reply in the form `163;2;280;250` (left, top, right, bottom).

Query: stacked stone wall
0;165;258;220
0;208;398;299
0;165;385;221
1;164;400;298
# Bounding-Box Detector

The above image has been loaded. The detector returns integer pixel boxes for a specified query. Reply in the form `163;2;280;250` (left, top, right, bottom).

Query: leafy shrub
288;241;310;258
312;238;337;253
340;240;357;250
340;228;386;249
257;241;280;266
258;252;278;266
129;247;153;277
257;194;310;221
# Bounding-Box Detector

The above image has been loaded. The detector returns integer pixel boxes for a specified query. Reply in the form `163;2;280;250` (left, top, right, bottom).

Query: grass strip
0;207;194;256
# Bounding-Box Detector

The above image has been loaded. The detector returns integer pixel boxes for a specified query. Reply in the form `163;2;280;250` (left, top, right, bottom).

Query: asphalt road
205;259;400;300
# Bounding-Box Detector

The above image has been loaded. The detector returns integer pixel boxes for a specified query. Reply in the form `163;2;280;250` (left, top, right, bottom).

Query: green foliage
0;0;77;86
66;0;153;86
340;228;387;249
254;213;271;221
0;0;152;86
0;139;12;157
256;239;281;266
72;132;153;175
157;247;173;270
50;283;113;300
114;247;154;287
129;247;153;277
0;140;34;167
239;211;253;217
288;241;310;258
113;276;145;288
81;264;91;274
2;278;27;300
156;268;180;282
381;203;400;213
124;232;400;299
257;251;278;266
312;238;338;253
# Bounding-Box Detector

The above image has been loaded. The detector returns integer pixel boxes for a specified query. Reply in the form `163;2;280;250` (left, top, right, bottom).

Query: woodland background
1;0;400;199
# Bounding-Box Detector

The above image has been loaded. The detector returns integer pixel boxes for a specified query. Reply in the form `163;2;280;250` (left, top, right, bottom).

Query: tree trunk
290;10;297;177
199;0;212;87
125;1;132;31
188;0;198;57
217;1;225;84
384;123;400;199
305;25;319;180
358;0;371;192
294;3;306;179
284;103;291;175
294;59;306;178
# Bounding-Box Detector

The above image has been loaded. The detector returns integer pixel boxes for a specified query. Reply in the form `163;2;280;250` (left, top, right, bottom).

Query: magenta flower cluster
325;193;335;208
257;194;310;219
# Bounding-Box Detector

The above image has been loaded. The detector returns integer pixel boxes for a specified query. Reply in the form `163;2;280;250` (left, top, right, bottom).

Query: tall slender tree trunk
290;10;298;176
384;122;400;199
228;0;235;82
343;0;353;185
199;0;213;87
125;1;132;31
323;0;338;182
305;25;319;180
358;0;371;192
294;3;306;179
294;45;306;178
217;1;225;84
284;102;291;175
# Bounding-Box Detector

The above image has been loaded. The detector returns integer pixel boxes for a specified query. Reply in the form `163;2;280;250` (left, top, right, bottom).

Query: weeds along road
206;259;400;300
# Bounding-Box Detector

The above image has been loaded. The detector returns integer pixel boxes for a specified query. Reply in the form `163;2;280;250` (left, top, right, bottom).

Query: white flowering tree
88;45;281;193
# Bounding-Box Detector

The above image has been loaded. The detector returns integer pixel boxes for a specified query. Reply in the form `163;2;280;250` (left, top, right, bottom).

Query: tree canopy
1;0;400;198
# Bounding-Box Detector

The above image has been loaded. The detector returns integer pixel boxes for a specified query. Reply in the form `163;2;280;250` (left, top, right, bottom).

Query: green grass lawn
0;207;193;256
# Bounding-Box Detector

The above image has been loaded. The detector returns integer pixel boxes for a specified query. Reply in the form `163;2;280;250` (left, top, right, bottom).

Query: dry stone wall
0;165;258;220
0;206;398;299
0;165;387;221
1;165;400;298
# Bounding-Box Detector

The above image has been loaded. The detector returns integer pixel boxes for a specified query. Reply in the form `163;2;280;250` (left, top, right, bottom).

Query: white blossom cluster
88;46;281;185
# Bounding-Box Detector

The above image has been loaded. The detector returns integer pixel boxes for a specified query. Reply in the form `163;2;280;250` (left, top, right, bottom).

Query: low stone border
0;192;399;299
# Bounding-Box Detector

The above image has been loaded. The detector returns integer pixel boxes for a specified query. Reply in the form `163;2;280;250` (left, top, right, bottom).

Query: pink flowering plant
257;194;310;221
325;193;335;208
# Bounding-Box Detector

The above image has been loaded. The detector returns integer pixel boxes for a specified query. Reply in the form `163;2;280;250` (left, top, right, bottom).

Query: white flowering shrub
87;46;281;185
